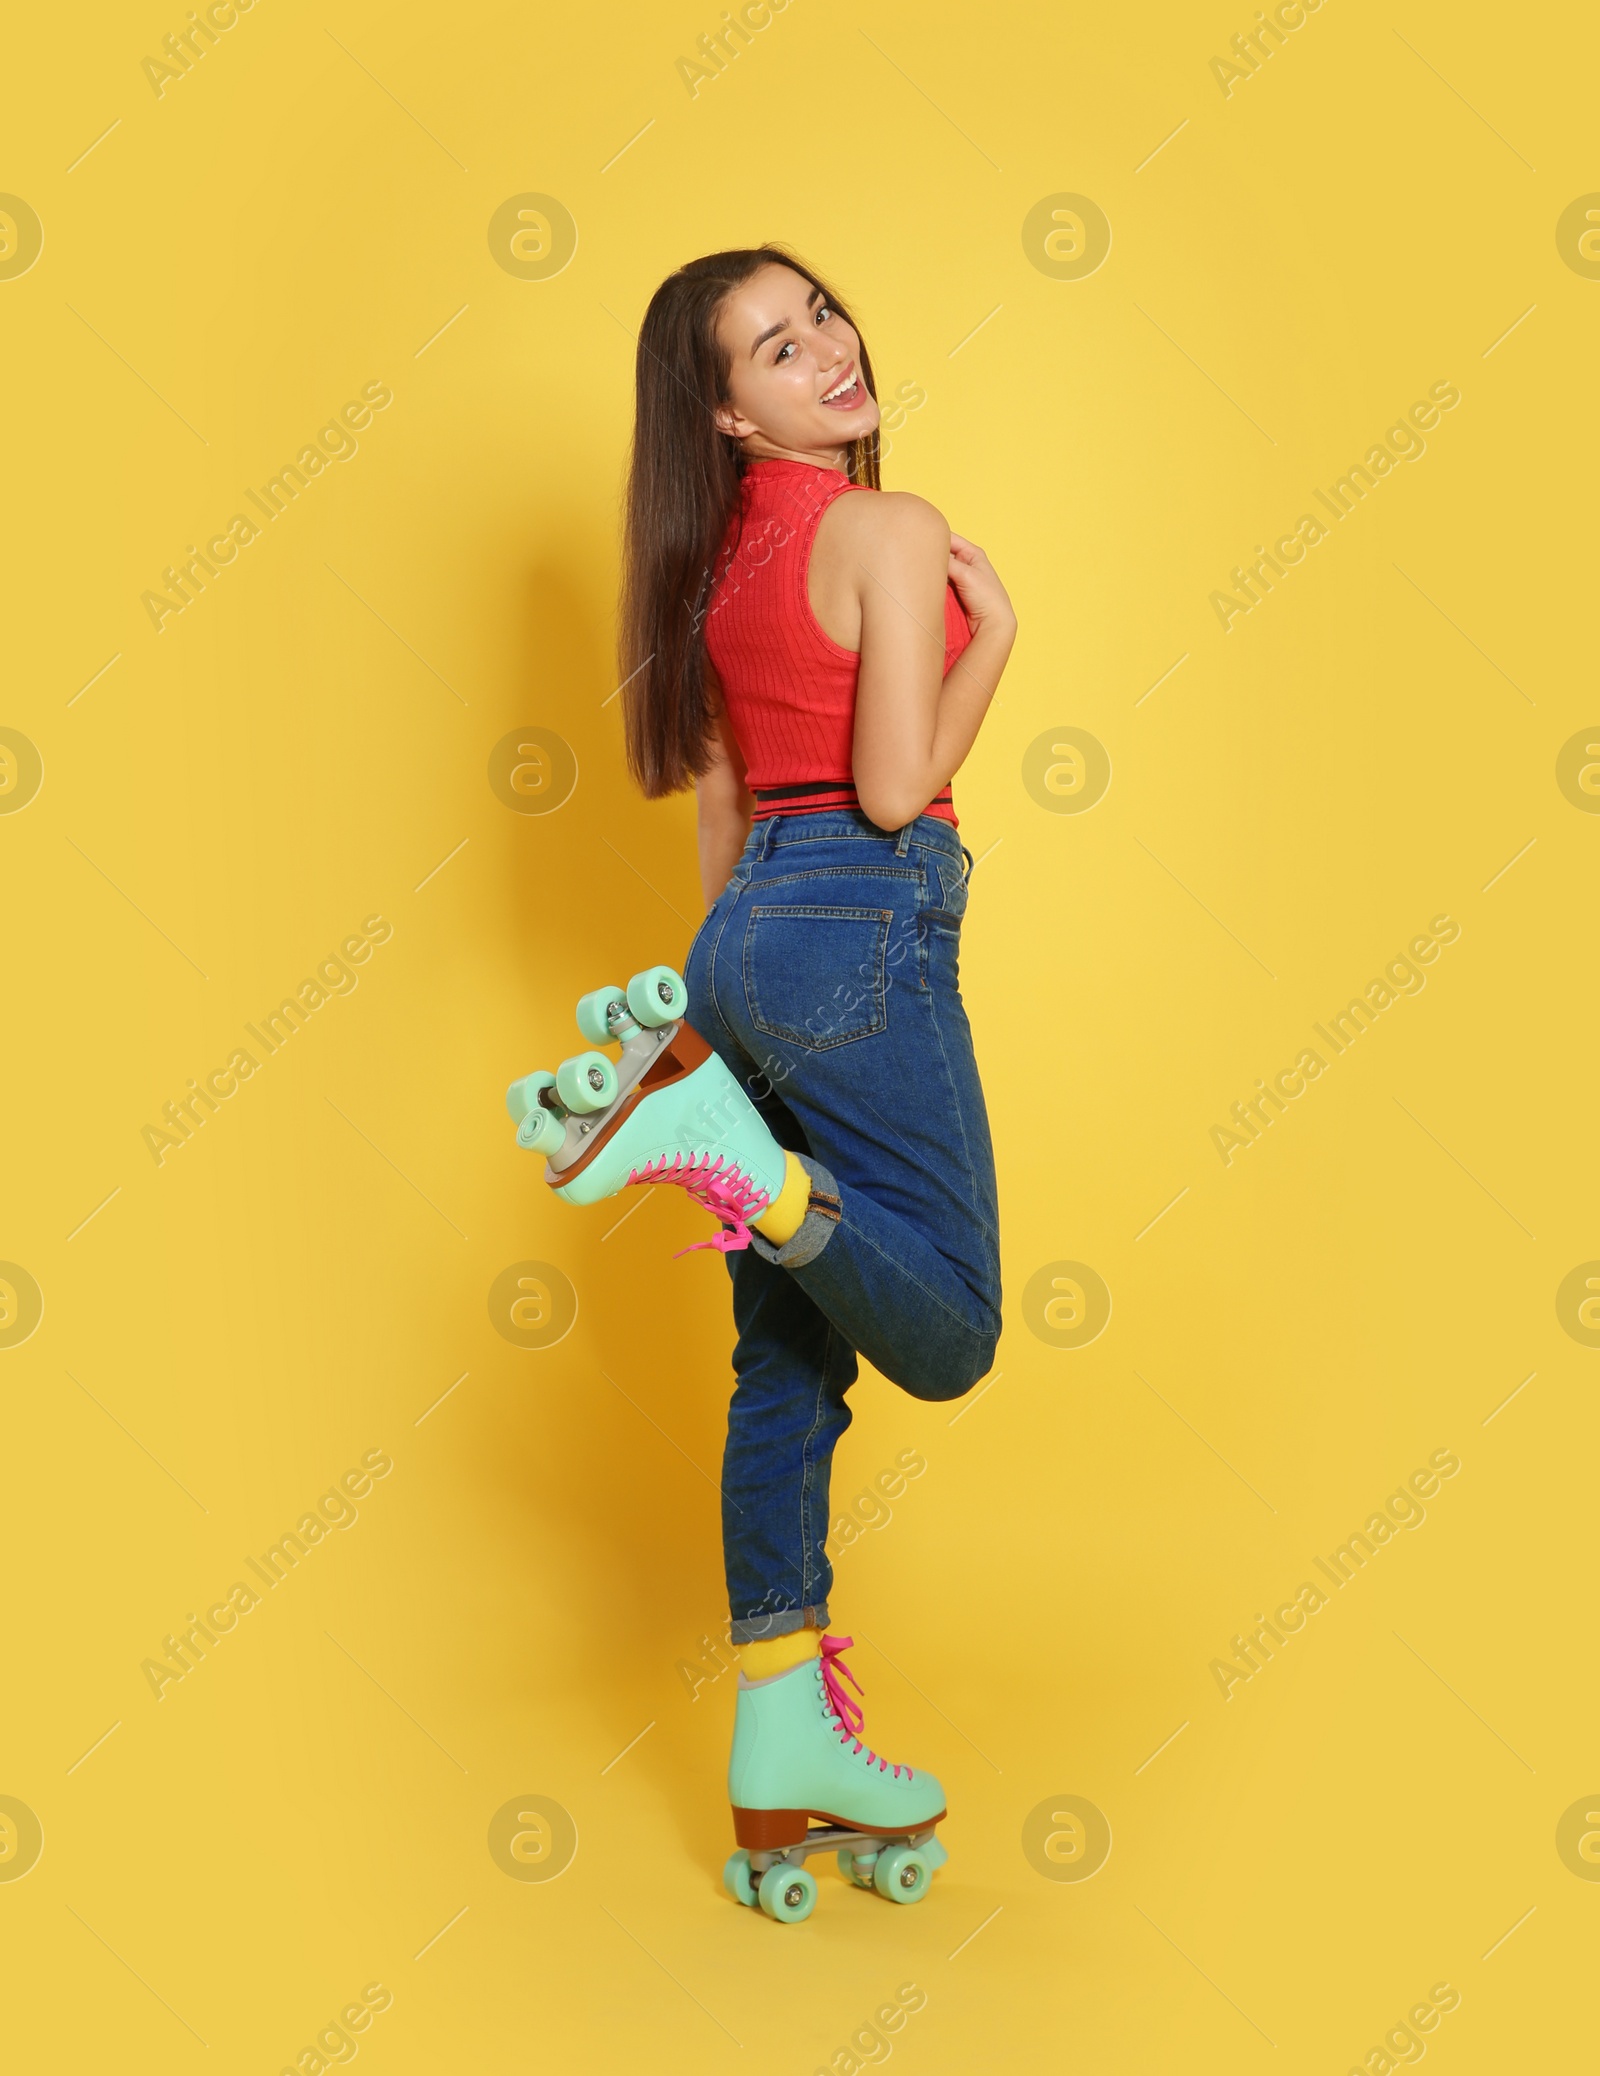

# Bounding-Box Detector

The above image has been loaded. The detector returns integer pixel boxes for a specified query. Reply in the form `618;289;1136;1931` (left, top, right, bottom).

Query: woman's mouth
819;366;865;410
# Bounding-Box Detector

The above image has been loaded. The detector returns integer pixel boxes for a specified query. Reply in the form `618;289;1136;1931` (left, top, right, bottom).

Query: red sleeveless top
703;458;972;825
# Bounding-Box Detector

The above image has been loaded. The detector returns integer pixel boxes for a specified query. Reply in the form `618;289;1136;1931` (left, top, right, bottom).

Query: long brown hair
619;243;880;797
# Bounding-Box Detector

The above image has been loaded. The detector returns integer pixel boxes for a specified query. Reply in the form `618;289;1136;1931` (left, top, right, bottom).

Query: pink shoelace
819;1634;909;1778
626;1150;771;1255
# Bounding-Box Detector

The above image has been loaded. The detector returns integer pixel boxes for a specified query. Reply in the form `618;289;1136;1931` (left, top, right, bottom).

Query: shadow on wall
475;549;740;1858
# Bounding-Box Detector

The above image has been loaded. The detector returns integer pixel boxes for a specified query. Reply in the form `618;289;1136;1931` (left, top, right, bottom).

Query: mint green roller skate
505;964;789;1253
721;1636;949;1923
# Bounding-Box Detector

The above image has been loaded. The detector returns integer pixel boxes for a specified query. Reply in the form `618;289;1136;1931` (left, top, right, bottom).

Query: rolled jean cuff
747;1155;842;1269
728;1599;830;1645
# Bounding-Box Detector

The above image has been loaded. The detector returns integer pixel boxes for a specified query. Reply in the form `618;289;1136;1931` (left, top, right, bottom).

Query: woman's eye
815;303;833;324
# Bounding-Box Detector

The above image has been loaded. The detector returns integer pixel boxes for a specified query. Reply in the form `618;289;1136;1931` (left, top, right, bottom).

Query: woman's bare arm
694;671;754;910
845;493;1017;831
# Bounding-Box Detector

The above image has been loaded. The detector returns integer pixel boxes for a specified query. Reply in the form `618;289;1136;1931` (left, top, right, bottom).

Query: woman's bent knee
885;1322;999;1405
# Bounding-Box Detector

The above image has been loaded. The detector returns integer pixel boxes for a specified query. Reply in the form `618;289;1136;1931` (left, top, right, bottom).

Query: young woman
508;244;1015;1913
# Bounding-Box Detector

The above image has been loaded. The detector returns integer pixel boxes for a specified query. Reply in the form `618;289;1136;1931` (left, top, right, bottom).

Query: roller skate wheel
626;965;687;1029
555;1050;619;1114
505;1069;558;1126
836;1848;877;1889
872;1845;932;1904
722;1850;757;1907
575;985;631;1047
757;1861;817;1923
516;1105;567;1157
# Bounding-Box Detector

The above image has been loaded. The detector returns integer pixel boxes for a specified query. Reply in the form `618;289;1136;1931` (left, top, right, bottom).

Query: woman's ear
712;402;747;438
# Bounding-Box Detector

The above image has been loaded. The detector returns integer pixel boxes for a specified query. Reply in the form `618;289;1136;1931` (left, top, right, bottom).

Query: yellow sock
741;1627;821;1681
753;1151;810;1247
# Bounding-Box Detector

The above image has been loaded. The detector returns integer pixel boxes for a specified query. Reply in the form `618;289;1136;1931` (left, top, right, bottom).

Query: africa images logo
141;913;393;1164
141;381;393;632
1210;914;1460;1165
1210;380;1461;630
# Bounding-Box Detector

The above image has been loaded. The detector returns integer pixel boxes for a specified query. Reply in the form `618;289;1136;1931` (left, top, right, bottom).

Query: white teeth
822;372;858;404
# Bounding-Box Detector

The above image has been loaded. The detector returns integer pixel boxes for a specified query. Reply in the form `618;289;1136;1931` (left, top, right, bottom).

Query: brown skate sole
732;1805;948;1850
544;1020;712;1189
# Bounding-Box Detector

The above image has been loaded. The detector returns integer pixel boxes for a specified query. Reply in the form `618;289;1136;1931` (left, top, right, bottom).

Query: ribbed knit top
703;458;973;825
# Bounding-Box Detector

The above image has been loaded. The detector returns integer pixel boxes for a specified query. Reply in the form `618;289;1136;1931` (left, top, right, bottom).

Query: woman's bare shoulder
826;485;950;560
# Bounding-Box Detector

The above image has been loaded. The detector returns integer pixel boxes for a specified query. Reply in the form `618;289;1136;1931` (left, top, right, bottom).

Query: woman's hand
947;532;1017;635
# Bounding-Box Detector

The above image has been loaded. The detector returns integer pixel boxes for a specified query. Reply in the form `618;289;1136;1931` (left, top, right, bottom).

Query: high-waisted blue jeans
684;809;1002;1643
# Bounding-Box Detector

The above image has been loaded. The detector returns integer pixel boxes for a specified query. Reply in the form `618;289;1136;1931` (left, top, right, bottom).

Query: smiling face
711;262;879;467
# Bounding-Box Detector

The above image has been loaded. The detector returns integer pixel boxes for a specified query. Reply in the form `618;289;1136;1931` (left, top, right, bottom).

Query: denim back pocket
929;853;969;924
743;905;892;1050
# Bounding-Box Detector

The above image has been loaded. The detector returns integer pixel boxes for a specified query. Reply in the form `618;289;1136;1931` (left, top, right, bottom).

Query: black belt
752;779;953;805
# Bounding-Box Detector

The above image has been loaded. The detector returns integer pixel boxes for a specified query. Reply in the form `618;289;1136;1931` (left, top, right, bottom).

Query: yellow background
4;0;1597;2066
